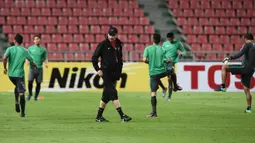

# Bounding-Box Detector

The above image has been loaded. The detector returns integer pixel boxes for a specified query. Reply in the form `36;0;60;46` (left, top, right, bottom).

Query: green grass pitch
0;92;255;143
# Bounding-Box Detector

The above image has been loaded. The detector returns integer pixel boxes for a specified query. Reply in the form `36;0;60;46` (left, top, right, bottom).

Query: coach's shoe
34;97;38;101
214;86;226;92
96;116;109;122
121;115;132;122
147;113;158;118
20;113;25;118
166;97;171;101
162;88;167;98
15;102;20;113
26;95;32;101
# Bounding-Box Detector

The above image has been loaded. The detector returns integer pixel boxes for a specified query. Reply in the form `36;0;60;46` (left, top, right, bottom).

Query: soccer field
1;92;255;143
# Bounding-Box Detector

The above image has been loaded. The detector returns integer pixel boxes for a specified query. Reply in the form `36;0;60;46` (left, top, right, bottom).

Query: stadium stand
0;0;155;62
167;0;254;60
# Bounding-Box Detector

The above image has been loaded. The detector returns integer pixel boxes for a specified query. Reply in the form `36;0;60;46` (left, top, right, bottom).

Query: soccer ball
223;60;229;65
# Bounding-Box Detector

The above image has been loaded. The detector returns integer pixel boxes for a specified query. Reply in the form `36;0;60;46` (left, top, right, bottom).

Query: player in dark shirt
215;33;255;113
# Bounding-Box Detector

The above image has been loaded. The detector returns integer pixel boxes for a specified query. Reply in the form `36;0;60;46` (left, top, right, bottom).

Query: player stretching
3;34;37;117
143;33;171;117
159;32;185;101
214;33;255;113
26;34;48;101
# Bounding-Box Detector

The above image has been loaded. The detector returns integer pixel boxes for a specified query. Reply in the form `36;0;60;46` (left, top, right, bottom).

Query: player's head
14;34;23;45
33;34;41;45
167;32;175;43
153;33;161;44
107;26;118;41
244;33;254;43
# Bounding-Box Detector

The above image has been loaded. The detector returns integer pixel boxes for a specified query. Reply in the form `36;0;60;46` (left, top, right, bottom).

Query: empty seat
197;35;207;43
144;26;154;34
69;17;78;25
52;34;63;43
63;34;73;43
69;43;79;51
58;17;68;25
37;17;48;25
219;35;230;43
215;27;225;35
201;44;212;51
79;25;89;33
68;25;78;33
45;26;56;34
79;43;90;51
204;26;214;34
191;44;201;52
57;25;67;33
230;35;242;44
209;35;220;43
41;8;51;16
41;34;51;43
47;43;58;51
27;17;37;25
84;34;95;43
58;43;69;51
193;26;203;34
226;27;236;34
31;8;41;16
73;34;84;43
3;25;12;33
207;54;217;60
212;44;223;51
10;8;20;16
34;26;44;33
90;25;101;34
7;17;17;24
16;17;26;25
48;17;57;25
182;26;193;34
133;26;144;34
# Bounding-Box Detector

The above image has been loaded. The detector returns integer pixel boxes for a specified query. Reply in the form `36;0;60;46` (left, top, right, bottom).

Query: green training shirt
4;45;34;77
28;45;47;69
143;44;166;76
162;41;186;63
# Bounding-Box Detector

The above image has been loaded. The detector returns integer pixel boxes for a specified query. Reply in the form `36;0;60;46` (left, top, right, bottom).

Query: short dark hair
244;33;254;40
153;33;161;44
167;32;174;38
15;34;23;44
34;34;41;39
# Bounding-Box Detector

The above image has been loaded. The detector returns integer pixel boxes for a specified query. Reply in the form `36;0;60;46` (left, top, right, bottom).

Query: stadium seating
0;0;154;61
167;0;254;60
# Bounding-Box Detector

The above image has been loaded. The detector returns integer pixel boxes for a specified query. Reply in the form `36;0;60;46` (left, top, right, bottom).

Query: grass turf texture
0;92;255;143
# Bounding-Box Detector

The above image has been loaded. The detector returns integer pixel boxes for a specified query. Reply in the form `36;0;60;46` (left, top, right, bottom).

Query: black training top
230;42;255;68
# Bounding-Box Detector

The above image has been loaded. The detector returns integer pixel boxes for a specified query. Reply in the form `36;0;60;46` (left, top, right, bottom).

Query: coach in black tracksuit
92;26;132;122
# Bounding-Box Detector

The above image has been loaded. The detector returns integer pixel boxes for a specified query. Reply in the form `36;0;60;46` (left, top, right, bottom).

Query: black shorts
150;72;169;92
227;64;254;88
9;77;26;93
28;68;43;83
101;71;118;103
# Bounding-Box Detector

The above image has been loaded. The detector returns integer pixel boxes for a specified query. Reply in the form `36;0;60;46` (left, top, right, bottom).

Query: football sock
151;96;157;114
168;79;173;99
116;107;124;117
171;74;177;87
20;94;25;114
96;107;104;118
28;81;33;96
35;83;41;99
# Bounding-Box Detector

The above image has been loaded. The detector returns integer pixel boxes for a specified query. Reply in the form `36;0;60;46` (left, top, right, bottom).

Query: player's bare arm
3;55;8;74
43;60;48;68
